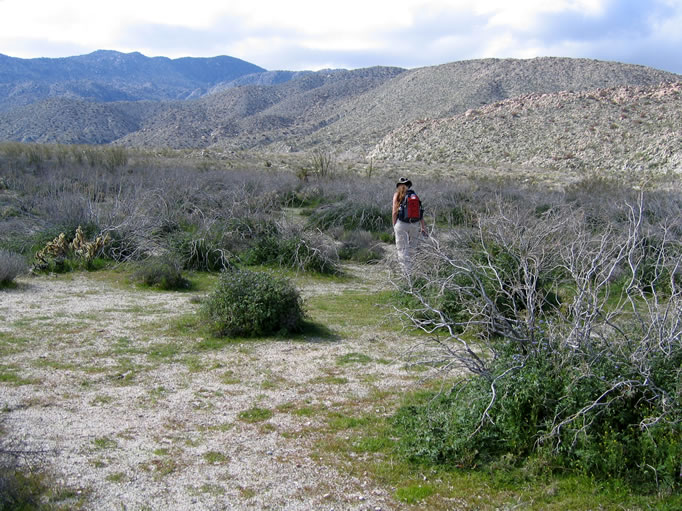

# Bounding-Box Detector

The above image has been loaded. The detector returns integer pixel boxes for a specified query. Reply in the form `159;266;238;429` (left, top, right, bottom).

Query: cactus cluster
34;226;110;270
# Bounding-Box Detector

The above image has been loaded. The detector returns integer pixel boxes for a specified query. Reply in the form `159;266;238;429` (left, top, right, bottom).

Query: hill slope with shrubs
1;56;680;160
305;57;681;153
369;81;682;175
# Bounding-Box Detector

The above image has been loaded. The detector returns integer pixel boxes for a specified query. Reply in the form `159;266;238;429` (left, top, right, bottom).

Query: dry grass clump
0;249;27;285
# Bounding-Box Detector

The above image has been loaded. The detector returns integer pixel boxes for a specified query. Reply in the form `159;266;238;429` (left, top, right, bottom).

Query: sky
1;0;681;74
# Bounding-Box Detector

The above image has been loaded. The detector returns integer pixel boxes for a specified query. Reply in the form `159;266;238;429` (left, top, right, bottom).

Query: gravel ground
1;265;419;510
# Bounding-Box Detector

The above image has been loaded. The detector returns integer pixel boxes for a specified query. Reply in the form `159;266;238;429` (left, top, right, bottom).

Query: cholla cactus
72;227;110;262
34;226;110;269
34;232;70;266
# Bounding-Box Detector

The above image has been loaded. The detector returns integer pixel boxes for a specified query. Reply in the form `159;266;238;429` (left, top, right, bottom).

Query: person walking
392;177;426;273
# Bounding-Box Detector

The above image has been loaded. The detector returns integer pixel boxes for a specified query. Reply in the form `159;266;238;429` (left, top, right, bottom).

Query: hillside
303;57;681;152
123;66;407;151
368;82;682;175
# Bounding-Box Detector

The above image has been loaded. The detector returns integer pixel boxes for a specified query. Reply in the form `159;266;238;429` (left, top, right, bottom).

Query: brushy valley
1;143;681;510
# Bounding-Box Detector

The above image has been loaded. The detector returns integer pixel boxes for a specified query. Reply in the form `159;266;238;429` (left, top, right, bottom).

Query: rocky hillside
0;50;265;110
368;82;682;175
300;57;681;152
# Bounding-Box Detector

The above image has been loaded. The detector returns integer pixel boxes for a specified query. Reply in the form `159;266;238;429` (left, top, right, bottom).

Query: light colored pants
394;220;421;273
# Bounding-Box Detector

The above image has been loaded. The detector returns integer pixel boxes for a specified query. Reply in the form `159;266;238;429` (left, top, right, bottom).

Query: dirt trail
1;265;419;510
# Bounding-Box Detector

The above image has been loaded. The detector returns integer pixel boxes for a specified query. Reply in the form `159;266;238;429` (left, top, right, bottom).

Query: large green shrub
393;341;681;491
201;269;305;337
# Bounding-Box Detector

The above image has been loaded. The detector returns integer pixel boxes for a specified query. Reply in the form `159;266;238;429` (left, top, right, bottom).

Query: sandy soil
1;266;421;510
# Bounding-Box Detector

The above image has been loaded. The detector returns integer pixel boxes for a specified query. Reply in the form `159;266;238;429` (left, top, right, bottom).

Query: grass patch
189;483;226;496
202;451;229;464
0;365;36;385
306;290;397;335
90;394;115;406
146;342;183;361
238;407;274;423
0;332;31;356
310;375;349;385
105;472;127;483
395;483;436;504
220;370;241;385
92;436;118;450
327;412;371;431
336;352;372;365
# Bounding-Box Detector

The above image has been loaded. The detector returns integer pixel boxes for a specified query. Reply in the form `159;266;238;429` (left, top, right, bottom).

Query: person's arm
420;217;426;234
392;192;399;225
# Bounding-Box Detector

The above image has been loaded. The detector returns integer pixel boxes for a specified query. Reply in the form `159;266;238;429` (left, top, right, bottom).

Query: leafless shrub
392;192;681;485
0;249;28;284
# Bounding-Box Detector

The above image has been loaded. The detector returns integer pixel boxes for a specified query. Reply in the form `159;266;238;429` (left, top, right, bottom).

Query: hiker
392;177;426;273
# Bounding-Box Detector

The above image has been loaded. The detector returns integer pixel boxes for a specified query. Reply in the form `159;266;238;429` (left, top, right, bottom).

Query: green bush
0;250;27;285
201;269;305;337
392;343;682;492
132;257;191;290
169;226;232;272
240;228;339;275
338;230;385;263
307;202;391;233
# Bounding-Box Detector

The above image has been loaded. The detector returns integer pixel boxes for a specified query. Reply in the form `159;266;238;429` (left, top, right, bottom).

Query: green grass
306;290;397;335
336;352;372;365
0;364;37;385
0;331;32;355
395;483;436;504
202;451;229;464
146;342;183;361
105;472;127;483
238;407;274;423
310;375;349;385
92;436;118;450
220;370;241;385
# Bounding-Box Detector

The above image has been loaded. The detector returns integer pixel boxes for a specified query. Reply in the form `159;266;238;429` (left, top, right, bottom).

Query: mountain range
0;50;681;175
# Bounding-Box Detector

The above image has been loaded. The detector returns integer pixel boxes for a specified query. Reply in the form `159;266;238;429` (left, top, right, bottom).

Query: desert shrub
0;250;27;285
392;196;682;492
169;225;232;272
277;230;339;274
201;269;305;337
240;224;339;274
337;230;385;263
32;226;110;273
0;462;51;511
103;146;129;171
132;257;191;290
393;342;681;491
0;430;54;511
307;202;391;233
280;185;324;208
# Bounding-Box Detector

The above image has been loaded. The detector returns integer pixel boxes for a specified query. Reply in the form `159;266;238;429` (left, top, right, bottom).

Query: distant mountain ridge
1;51;681;176
0;50;266;109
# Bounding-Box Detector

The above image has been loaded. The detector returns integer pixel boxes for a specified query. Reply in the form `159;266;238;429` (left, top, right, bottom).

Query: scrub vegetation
1;143;680;509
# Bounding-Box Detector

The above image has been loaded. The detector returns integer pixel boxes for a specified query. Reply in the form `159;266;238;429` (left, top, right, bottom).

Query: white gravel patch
1;269;418;510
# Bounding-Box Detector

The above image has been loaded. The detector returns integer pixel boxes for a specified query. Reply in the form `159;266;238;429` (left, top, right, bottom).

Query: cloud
1;0;680;73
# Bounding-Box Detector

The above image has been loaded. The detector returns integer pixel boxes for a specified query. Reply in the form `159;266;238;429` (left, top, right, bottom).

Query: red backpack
399;190;423;223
